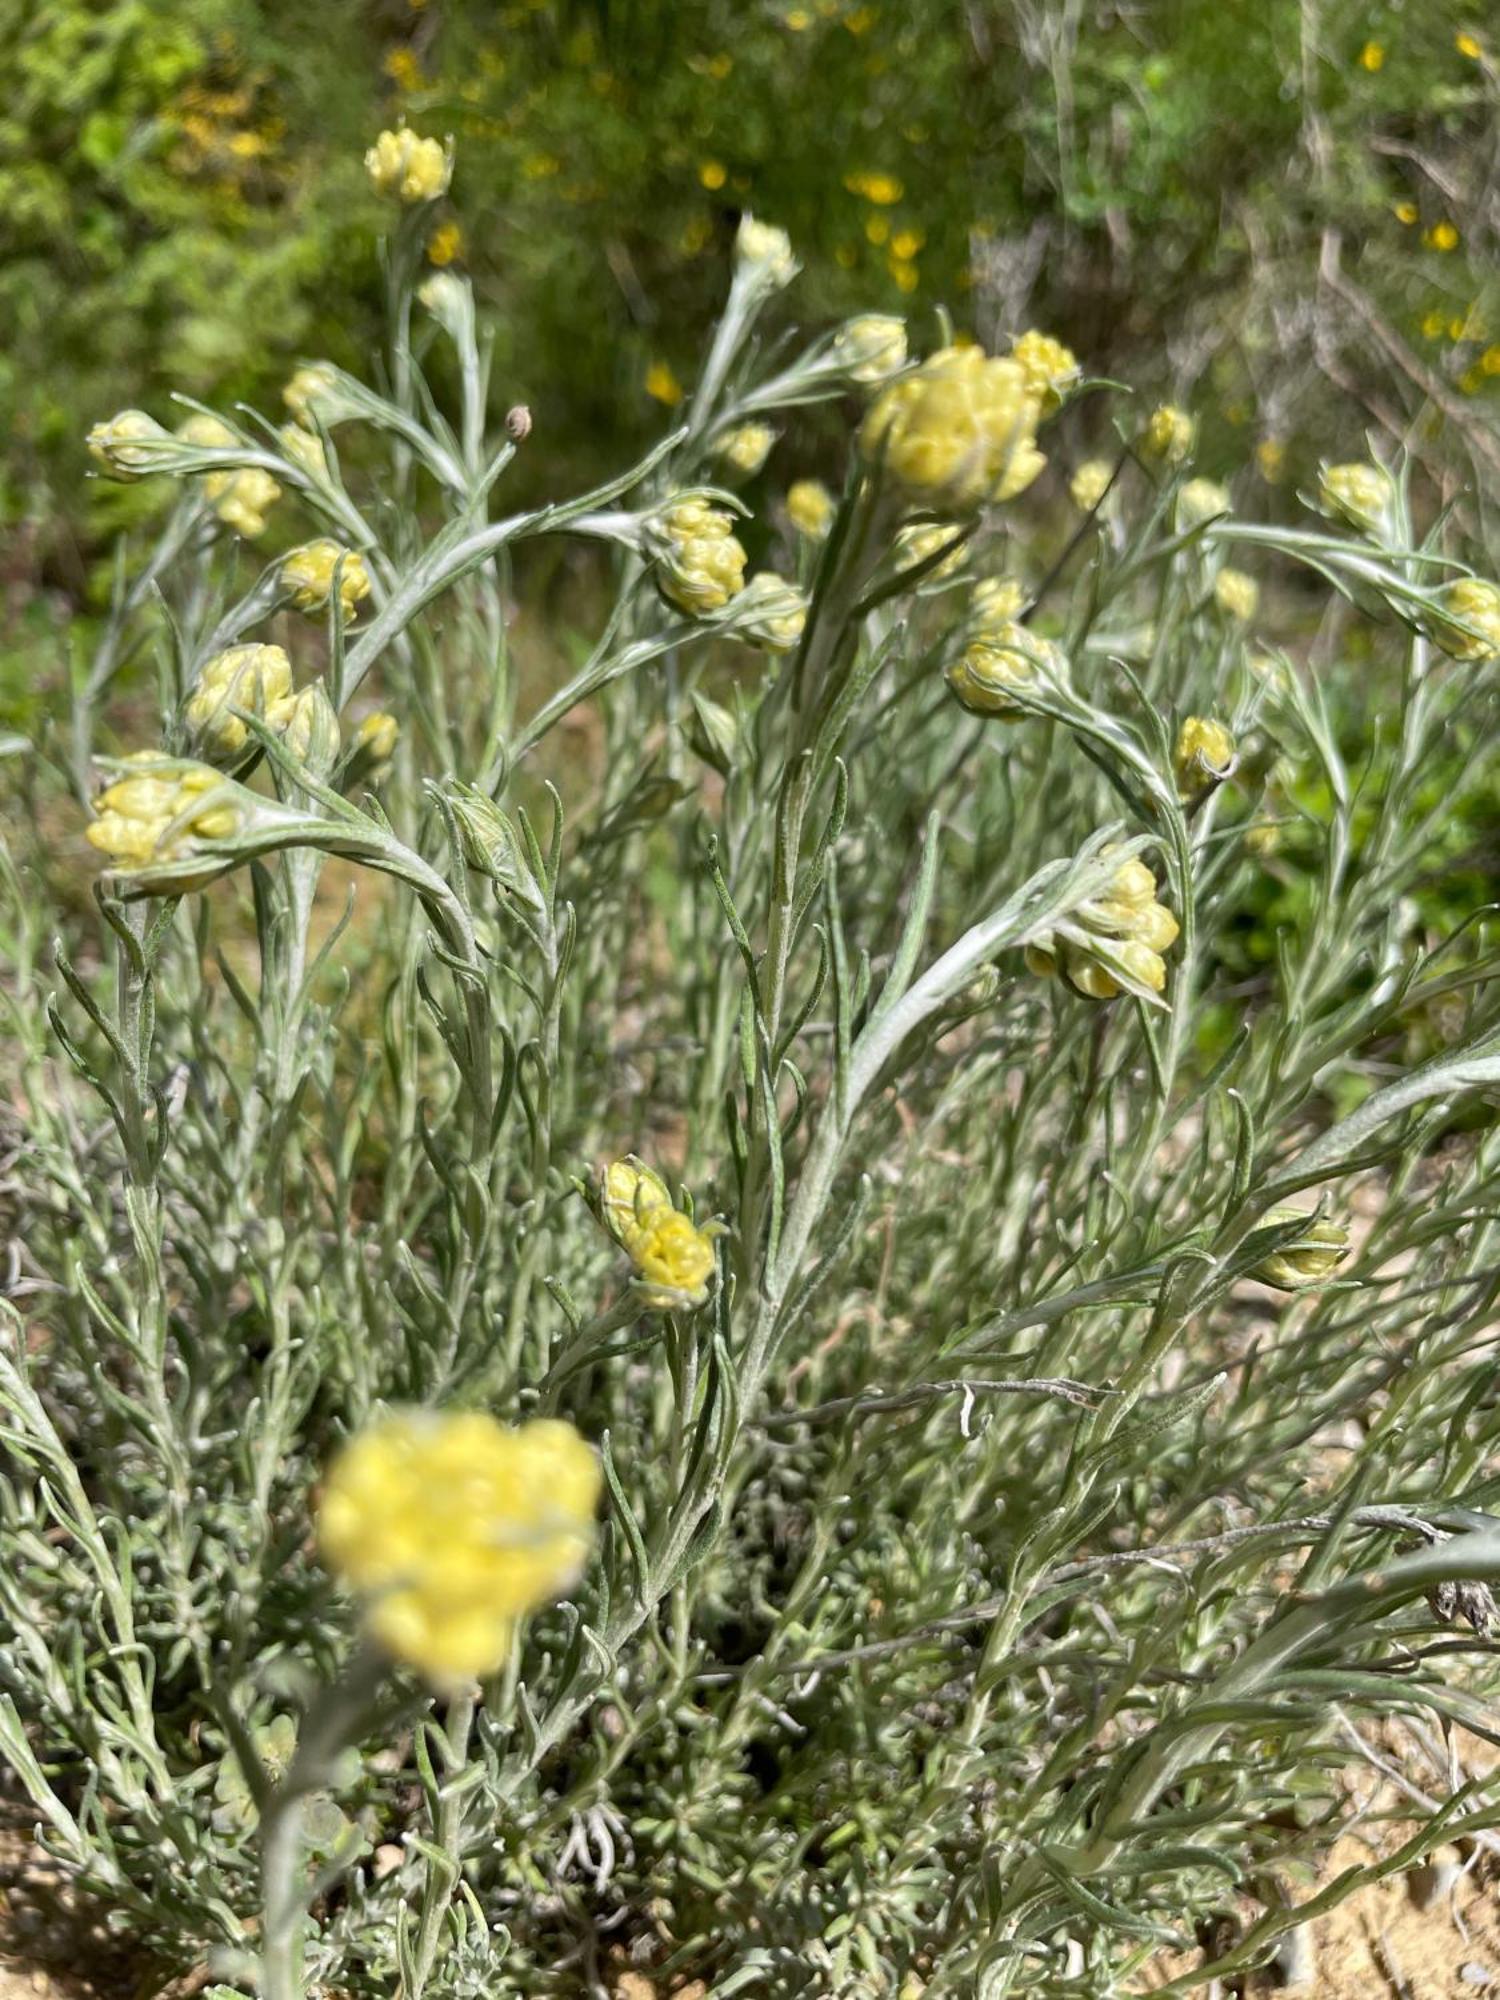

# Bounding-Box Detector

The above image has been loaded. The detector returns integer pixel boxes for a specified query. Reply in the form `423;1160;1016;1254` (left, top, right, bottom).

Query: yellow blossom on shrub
947;623;1065;718
318;1412;600;1685
355;711;400;765
87;754;241;867
1177;478;1229;529
861;344;1044;512
283;365;340;430
427;220;464;266
174;414;280;534
1214;569;1259;622
630;1211;717;1305
786;479;836;539
732;572;808;651
1431;577;1500;662
970;576;1026;630
1069;459;1114;511
713;422;776;477
185;645;296;759
279;425;329;481
1252;1208;1350;1290
365;127;452;203
1319;461;1392;537
652;500;748;615
1140;404;1195;465
87;409;172;481
1011;329;1079;410
601;1156;673;1246
1025;846;1178;1000
1174;716;1236;795
896;521;966;581
283;542;372;619
832;314;908;383
735;214;797;288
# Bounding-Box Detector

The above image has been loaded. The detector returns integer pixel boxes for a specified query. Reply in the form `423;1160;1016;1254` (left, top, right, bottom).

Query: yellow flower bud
1177;478;1230;529
184;645;296;759
786;479;836;540
354;711;400;766
279;682;341;773
713;422;776;477
1431;577;1500;662
732;572;808;651
173;415;281;536
861;344;1044;512
1318;461;1393;538
896;521;966;581
1141;404;1195;465
365;127;452;203
1069;459;1114;512
283;365;341;430
1027;845;1178;1001
1214;568;1259;622
652;499;748;615
86;753;242;868
86;409;172;481
832;314;908;383
279;424;329;481
600;1156;673;1248
282;541;372;620
1174;716;1237;796
630;1210;718;1307
318;1411;600;1685
1011;329;1080;411
1252;1207;1351;1291
947;622;1065;718
970;576;1026;630
735;214;797;288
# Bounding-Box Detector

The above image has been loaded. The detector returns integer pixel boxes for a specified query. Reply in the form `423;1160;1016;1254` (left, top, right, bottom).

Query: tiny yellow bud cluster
1430;577;1500;663
600;1157;718;1308
279;425;329;481
1174;716;1237;797
969;576;1027;630
86;409;173;481
735;214;797;288
354;711;400;767
732;572;808;651
1213;568;1259;622
87;754;241;868
652;500;748;615
1025;847;1179;1000
786;479;836;540
1252;1208;1351;1290
713;422;776;477
1069;459;1114;512
1140;404;1195;465
318;1411;600;1685
1176;478;1229;529
1011;329;1080;411
282;541;372;620
184;645;296;759
861;344;1045;513
895;521;966;581
947;622;1066;719
832;314;908;383
177;415;281;538
283;365;340;430
1319;461;1393;538
365;127;452;203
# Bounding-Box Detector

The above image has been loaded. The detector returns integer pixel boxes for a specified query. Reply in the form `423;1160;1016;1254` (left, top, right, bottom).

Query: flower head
734;214;797;288
947;622;1066;719
1430;577;1500;662
895;521;966;582
651;499;748;615
861;344;1044;512
1318;461;1393;538
713;422;776;477
1025;845;1179;1001
731;572;808;651
283;541;372;620
1011;329;1079;410
87;410;172;481
87;754;242;870
1177;478;1229;530
1252;1208;1350;1291
365;127;452;203
354;711;400;767
1214;568;1259;622
1069;459;1114;512
173;414;280;535
1174;716;1237;796
970;576;1026;630
283;365;342;430
1141;404;1195;465
832;314;908;384
600;1157;719;1308
279;424;329;482
279;683;341;774
786;478;836;540
185;645;296;759
318;1411;600;1685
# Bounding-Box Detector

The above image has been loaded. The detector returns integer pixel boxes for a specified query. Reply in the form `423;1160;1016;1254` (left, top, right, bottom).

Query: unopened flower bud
185;644;295;760
786;479;836;539
283;365;342;431
279;682;340;775
713;422;776;477
970;576;1026;630
1253;1207;1351;1290
444;780;542;904
729;572;807;651
365;127;452;203
650;499;748;615
896;521;966;582
862;344;1045;512
279;424;329;481
1027;843;1178;1001
1070;459;1114;511
354;711;399;766
87;409;173;481
86;753;244;871
416;271;471;338
282;541;372;620
1141;404;1195;465
947;622;1065;718
1318;461;1393;538
1177;478;1229;529
1011;329;1080;411
832;314;908;383
1174;716;1237;796
735;214;797;289
1430;576;1500;662
1214;568;1258;622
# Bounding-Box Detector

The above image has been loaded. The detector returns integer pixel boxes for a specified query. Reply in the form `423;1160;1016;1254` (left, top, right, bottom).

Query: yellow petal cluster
177;415;281;538
354;711;400;766
318;1411;600;1685
735;214;797;288
1319;461;1392;537
1431;577;1500;662
1026;847;1179;1000
1213;568;1258;622
86;409;172;481
1069;459;1114;512
895;521;966;581
832;314;908;384
1011;329;1079;410
283;365;340;430
653;500;748;615
1176;478;1229;529
1174;716;1236;796
365;127;451;203
786;479;836;540
184;645;297;758
601;1157;718;1307
1140;404;1194;465
86;754;241;867
947;621;1064;719
283;541;372;620
713;423;776;477
969;576;1026;630
861;344;1044;513
733;572;808;651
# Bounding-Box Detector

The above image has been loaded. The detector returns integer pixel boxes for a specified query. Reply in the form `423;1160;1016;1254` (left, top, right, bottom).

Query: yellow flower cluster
86;409;172;481
861;344;1045;513
733;572;808;651
1140;404;1195;465
896;521;966;581
184;645;296;759
282;542;372;620
1174;716;1236;796
1253;1208;1351;1290
1319;461;1392;537
177;415;281;538
969;576;1026;629
355;711;400;766
653;500;748;615
601;1157;718;1308
1176;478;1229;529
735;214;797;288
786;478;836;539
713;422;776;476
1213;569;1259;622
1069;459;1114;512
283;365;340;430
279;424;329;482
365;127;452;203
832;314;908;383
1025;848;1179;1000
87;754;240;868
1011;329;1079;410
318;1411;600;1685
1431;577;1500;662
947;621;1065;719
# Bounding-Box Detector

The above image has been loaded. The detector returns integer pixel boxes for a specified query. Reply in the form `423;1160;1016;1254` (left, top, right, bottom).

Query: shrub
4;141;1500;1998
